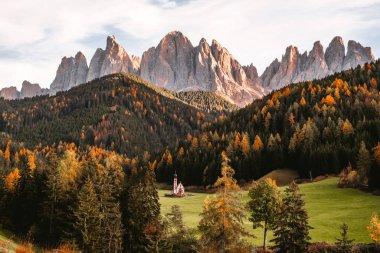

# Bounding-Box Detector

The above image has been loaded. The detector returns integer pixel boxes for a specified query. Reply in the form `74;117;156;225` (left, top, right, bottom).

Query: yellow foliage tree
289;113;295;126
342;119;354;136
240;133;250;156
324;95;336;105
28;153;37;176
300;97;306;106
367;213;380;245
253;135;264;152
6;168;21;191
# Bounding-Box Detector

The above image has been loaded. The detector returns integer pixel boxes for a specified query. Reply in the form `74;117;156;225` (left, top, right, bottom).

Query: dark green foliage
175;91;238;113
155;60;380;188
247;178;281;249
271;181;312;253
161;205;198;253
121;166;161;253
75;177;101;252
335;223;355;253
0;73;218;157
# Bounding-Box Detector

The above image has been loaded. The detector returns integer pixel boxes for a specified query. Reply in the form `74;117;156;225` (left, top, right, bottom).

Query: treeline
174;90;238;113
0;73;220;157
1;138;378;252
0;135;181;252
155;61;380;190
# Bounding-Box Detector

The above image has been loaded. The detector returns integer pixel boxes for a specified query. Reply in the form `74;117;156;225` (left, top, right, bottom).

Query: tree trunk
263;220;267;250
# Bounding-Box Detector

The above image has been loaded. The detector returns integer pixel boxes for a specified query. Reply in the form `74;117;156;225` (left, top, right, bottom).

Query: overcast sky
0;0;379;89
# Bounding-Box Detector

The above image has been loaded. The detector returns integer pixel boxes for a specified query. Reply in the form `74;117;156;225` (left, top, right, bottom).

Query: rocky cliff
50;52;88;94
260;36;376;90
0;86;19;100
0;33;376;107
140;31;264;107
86;35;139;82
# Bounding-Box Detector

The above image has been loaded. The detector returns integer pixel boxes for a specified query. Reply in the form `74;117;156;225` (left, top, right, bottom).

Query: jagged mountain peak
261;37;376;90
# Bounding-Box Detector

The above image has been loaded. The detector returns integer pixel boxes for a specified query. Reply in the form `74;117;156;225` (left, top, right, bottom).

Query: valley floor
160;177;380;244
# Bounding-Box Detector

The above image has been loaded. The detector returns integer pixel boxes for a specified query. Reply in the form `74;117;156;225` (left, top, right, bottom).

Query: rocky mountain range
261;36;375;90
0;32;376;107
0;81;48;100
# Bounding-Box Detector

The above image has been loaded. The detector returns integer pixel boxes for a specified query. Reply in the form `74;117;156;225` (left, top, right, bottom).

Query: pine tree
74;177;101;252
335;223;354;253
247;178;281;250
198;151;250;252
97;155;124;253
357;141;371;170
271;181;312;252
164;205;198;253
121;166;160;253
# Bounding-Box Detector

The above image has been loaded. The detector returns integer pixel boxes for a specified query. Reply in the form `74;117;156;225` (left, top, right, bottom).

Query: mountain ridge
0;33;376;107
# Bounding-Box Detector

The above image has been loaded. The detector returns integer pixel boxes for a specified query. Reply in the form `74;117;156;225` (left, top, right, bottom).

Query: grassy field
160;177;380;245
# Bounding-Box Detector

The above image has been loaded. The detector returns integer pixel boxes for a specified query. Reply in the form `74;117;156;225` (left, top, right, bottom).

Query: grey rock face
20;80;45;98
140;31;264;107
0;86;19;100
325;36;345;73
342;40;375;70
261;37;376;90
87;36;138;82
50;52;88;94
295;41;329;82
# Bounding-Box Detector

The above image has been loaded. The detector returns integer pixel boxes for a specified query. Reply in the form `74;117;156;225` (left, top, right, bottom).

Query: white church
173;172;185;197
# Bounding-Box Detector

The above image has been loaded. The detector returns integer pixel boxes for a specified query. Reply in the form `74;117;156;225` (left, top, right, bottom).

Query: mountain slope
0;73;219;156
154;60;380;188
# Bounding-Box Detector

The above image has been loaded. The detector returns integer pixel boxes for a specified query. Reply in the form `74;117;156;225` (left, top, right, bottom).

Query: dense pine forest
1;61;380;252
155;61;380;190
0;73;231;157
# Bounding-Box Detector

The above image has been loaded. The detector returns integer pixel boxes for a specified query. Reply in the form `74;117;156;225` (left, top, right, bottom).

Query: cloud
0;0;379;89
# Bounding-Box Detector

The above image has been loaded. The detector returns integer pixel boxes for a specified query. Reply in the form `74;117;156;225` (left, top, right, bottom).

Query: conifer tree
271;181;312;253
121;166;160;253
75;177;101;252
198;151;250;252
335;223;354;253
357;141;371;170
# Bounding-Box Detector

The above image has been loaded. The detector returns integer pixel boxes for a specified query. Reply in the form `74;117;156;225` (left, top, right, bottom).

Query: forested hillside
0;73;223;156
155;61;380;190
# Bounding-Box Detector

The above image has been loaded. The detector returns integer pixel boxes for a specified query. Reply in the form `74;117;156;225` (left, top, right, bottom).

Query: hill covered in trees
155;61;380;190
0;73;230;157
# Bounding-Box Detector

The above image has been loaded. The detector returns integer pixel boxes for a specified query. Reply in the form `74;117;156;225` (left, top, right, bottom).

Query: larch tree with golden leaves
367;212;380;247
198;151;250;252
240;132;250;156
253;135;264;152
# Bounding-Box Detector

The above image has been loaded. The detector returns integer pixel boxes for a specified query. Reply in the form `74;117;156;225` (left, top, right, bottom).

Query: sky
0;0;379;89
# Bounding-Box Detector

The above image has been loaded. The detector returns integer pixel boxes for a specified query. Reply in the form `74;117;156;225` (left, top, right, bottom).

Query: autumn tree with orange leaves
198;151;251;252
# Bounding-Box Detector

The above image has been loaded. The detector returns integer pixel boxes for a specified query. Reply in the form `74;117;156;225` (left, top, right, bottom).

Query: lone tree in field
335;223;354;253
271;181;312;252
198;151;250;252
247;178;281;250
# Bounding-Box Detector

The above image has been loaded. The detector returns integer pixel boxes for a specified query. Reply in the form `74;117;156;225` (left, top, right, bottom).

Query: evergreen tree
198;151;250;252
271;181;312;253
356;141;371;170
96;155;124;253
121;167;160;253
335;223;354;253
164;205;198;253
74;177;101;252
247;178;281;250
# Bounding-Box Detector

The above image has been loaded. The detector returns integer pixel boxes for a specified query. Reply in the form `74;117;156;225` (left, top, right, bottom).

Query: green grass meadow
159;178;380;245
